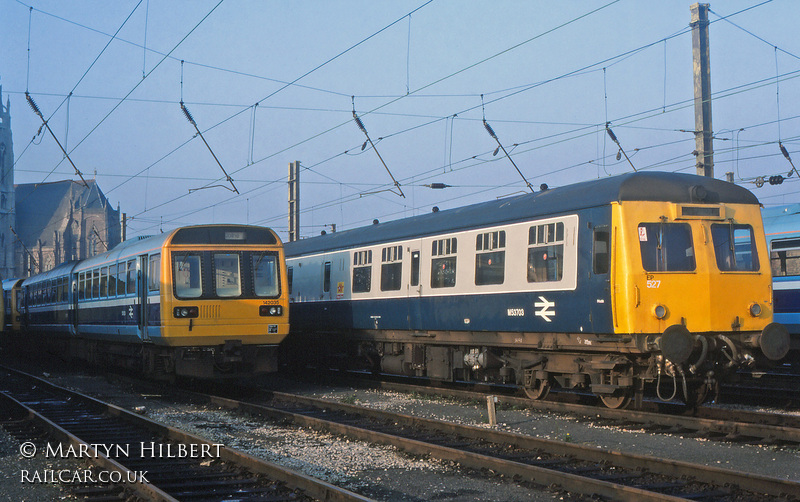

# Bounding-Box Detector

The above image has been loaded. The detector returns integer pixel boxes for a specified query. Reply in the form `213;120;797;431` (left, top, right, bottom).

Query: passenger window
100;267;108;298
214;253;241;297
91;269;100;298
528;222;565;282
148;254;161;293
126;260;137;295
711;224;758;272
638;222;695;272
117;263;126;296
475;231;505;285
78;272;86;300
431;238;457;288
174;253;203;298
771;238;800;277
381;246;403;291
352;250;372;293
593;229;610;274
287;266;293;295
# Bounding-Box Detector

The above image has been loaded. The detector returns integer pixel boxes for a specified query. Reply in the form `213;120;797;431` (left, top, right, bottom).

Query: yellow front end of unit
157;246;290;347
611;200;772;335
159;298;290;347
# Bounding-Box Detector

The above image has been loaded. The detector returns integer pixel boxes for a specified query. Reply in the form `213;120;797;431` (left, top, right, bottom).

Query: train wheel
524;378;550;400
599;392;632;409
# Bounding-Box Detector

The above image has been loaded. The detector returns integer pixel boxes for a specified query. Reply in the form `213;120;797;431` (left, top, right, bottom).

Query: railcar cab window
253;252;280;297
711;223;759;272
174;253;203;299
214;253;241;297
431;238;457;288
528;222;564;282
381;245;403;291
148;254;161;293
770;238;800;277
638;222;695;272
475;231;506;285
353;250;372;293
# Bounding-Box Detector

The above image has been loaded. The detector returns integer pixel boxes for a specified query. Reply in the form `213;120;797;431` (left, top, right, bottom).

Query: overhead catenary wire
180;101;239;194
22;0;784;238
352;96;405;198
481;95;533;192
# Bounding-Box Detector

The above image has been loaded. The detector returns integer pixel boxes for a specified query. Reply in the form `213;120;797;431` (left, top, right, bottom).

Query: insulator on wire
180;102;196;126
769;175;785;185
780;142;792;162
483;119;497;140
426;183;451;189
606;125;619;144
25;92;42;116
352;111;367;133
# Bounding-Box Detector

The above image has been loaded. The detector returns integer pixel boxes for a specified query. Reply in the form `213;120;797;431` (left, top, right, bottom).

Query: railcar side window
253;252;280;297
638;222;695;272
593;229;610;274
431;238;457;288
100;267;108;298
475;231;505;285
323;262;331;293
117;263;126;296
78;272;86;300
410;251;420;287
92;269;100;299
108;265;117;297
214;253;241;297
381;245;403;291
527;222;564;282
126;260;136;295
148;254;161;293
287;267;293;295
174;253;203;299
352;250;372;293
771;238;800;276
711;224;759;272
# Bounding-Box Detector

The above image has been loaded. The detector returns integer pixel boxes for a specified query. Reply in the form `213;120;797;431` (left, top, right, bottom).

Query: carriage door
407;247;423;329
138;254;150;341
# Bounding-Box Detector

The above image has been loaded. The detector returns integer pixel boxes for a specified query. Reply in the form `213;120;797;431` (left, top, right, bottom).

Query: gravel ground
274;380;800;482
2;358;799;501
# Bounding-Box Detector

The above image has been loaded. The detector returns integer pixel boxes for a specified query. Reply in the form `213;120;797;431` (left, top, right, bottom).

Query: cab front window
174;253;203;298
638;222;695;272
712;224;759;272
215;253;241;297
252;252;280;297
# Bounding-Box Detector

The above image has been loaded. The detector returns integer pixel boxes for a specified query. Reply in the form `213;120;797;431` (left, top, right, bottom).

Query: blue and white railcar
18;225;290;378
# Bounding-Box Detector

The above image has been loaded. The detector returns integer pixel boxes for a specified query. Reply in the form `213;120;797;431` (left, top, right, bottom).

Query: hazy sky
2;0;799;240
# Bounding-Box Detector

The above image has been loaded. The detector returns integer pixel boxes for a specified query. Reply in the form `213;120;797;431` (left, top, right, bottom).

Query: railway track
172;386;800;501
0;366;372;502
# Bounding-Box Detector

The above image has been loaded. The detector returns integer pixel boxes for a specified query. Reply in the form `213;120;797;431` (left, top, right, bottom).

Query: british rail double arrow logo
534;296;555;322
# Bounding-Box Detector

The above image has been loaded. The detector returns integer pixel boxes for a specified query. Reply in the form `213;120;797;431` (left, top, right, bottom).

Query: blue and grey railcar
285;172;788;407
762;204;800;360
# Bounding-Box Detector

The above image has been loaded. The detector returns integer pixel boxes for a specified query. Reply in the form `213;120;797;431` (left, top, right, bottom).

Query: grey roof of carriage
285;171;760;257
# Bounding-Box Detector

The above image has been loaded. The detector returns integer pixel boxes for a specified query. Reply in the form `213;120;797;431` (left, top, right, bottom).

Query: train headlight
259;305;283;316
749;302;762;317
653;304;668;320
173;306;198;318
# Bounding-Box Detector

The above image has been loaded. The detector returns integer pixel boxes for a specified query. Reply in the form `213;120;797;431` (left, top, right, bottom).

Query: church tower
0;83;15;280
